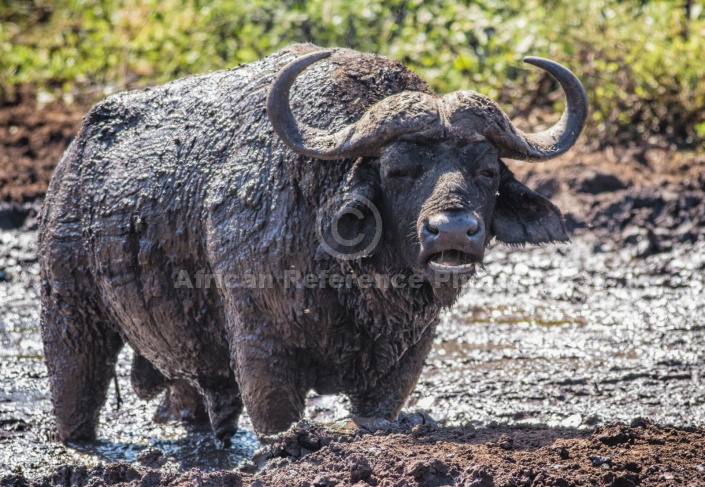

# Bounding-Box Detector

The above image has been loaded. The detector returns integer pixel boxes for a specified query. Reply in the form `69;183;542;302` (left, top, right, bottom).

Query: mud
2;215;704;484
4;420;705;486
1;95;705;485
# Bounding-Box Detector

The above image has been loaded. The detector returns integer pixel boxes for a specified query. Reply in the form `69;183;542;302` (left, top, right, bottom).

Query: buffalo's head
267;51;587;297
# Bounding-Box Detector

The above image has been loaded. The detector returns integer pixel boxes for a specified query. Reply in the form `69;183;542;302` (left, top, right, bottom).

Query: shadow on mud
65;423;258;472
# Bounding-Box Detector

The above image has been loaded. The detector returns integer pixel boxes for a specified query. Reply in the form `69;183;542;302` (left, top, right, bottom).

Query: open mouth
426;249;478;273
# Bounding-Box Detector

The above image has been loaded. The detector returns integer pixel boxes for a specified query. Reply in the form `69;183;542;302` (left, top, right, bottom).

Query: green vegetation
1;0;703;147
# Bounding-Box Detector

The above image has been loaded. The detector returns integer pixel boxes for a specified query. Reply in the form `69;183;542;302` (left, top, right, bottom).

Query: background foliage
1;0;703;147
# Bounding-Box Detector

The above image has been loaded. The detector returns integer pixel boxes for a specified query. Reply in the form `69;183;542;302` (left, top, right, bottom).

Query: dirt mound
250;420;705;486
3;420;703;486
586;182;705;255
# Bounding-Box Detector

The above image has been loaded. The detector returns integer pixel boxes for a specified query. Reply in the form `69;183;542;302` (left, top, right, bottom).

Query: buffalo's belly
104;285;232;384
91;226;233;383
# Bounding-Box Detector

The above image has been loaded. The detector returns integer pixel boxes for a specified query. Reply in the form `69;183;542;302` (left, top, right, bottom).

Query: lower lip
427;261;476;274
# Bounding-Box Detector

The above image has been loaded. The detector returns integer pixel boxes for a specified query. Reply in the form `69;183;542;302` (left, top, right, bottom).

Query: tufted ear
318;159;383;260
491;161;568;245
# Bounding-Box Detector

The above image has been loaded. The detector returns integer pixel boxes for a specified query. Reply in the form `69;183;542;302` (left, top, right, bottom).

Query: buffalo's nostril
425;221;440;235
466;216;480;236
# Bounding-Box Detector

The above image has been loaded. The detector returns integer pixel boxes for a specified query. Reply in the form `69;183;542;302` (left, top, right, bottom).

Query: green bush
1;0;703;147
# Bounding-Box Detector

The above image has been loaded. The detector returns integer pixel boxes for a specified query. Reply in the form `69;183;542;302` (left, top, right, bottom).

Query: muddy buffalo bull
39;44;587;442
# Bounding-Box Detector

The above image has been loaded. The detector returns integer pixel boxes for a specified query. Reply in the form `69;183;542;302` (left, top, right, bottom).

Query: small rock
408;459;449;480
351;416;394;432
312;474;337;487
398;410;436;429
136;448;165;468
239;460;258;474
589;455;612;467
103;462;141;484
348;455;372;482
465;464;495;487
630;417;649;428
498;435;514;450
598;427;634;446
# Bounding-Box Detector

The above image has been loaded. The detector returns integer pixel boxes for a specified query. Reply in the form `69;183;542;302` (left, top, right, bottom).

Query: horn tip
522;56;550;68
308;50;333;60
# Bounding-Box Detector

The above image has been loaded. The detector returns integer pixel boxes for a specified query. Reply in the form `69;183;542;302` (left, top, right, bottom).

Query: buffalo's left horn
490;57;588;161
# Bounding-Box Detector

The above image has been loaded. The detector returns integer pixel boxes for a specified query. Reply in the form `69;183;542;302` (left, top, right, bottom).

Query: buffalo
39;44;587;443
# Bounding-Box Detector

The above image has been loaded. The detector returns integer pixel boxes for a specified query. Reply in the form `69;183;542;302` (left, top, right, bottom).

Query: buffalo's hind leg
196;374;244;445
130;352;242;443
41;297;124;442
153;380;210;425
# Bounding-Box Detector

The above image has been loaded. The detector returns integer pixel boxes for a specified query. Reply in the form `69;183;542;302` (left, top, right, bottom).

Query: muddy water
415;236;704;429
1;227;703;478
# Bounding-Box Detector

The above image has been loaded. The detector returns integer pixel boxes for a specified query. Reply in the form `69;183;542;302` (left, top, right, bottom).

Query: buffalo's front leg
231;331;307;435
348;325;435;421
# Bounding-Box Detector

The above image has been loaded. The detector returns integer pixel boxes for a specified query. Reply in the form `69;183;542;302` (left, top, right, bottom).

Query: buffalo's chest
309;312;437;394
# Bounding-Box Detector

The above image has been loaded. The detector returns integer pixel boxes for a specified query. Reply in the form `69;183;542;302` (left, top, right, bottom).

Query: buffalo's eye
384;162;421;180
476;168;498;183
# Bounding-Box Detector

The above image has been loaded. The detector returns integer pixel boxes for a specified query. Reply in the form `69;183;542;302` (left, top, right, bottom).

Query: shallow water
1;228;703;478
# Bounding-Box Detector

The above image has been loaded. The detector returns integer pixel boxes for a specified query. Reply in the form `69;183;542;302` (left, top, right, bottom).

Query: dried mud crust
513;146;705;251
3;420;704;486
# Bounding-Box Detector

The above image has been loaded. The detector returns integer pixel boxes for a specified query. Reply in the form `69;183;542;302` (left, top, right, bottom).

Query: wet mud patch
413;236;705;429
1;226;704;484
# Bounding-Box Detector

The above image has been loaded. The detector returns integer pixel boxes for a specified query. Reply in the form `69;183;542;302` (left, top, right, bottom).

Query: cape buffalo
39;43;587;442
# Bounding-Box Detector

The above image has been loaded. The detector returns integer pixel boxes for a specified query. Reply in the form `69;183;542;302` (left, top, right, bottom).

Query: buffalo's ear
491;161;569;244
318;159;383;259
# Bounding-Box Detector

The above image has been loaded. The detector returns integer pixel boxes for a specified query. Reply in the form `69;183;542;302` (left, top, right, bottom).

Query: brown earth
3;420;705;486
0;86;84;204
1;92;704;487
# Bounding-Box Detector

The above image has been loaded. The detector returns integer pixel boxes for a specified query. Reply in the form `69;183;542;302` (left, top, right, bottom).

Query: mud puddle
1;226;704;482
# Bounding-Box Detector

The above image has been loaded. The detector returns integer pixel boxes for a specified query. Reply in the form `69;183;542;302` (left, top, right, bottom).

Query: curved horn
491;57;588;161
267;50;441;160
